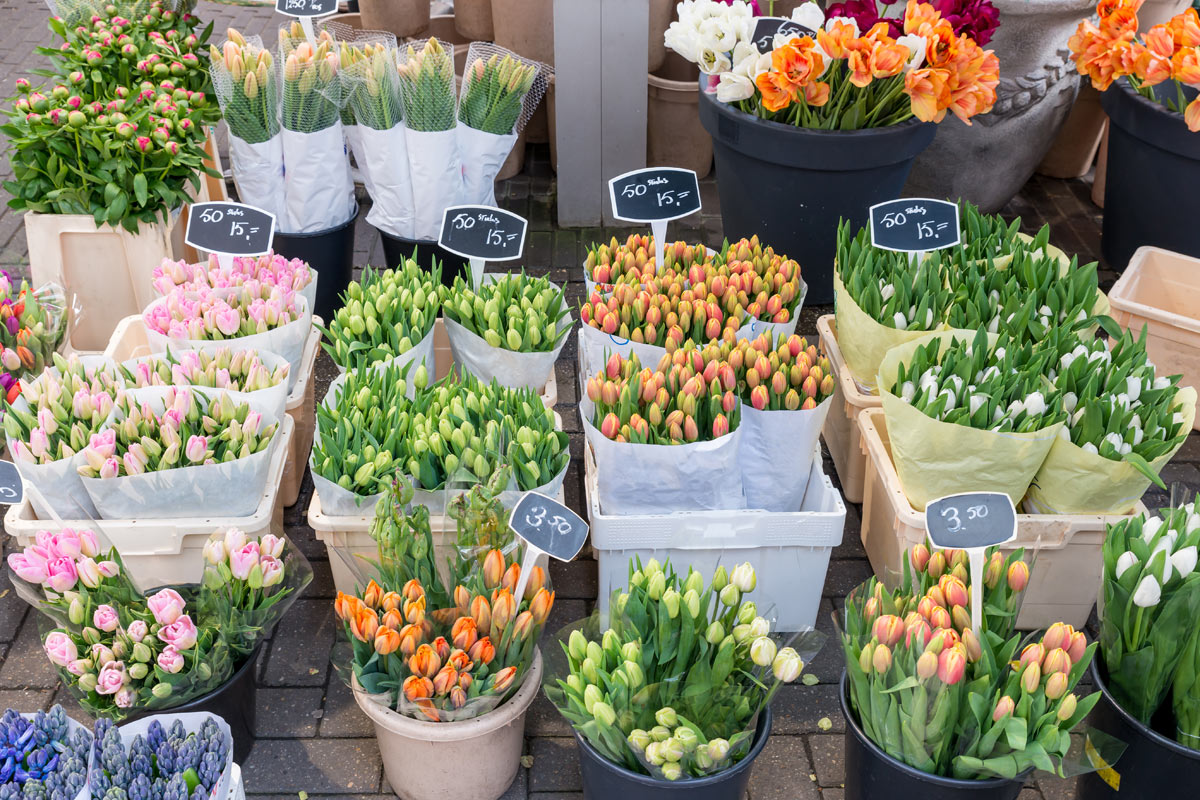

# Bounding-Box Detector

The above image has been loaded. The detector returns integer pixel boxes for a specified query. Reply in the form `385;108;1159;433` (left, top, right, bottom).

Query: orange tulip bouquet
333;470;554;722
1069;0;1200;131
841;542;1105;782
665;0;999;129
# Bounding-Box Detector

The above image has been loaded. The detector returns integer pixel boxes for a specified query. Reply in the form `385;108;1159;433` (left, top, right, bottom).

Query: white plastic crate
4;417;293;590
818;314;880;504
585;444;846;632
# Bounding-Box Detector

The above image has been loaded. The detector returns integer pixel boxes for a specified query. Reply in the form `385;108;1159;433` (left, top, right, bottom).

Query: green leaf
133;173;149;206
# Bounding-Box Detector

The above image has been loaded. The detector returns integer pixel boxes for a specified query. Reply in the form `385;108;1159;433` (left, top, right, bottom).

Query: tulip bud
1007;561;1030;592
719;584;741;607
661;588;681;619
712;566;729;591
1045;671;1069;700
916;651;938;680
628;729;651;752
750;636;778;667
872;643;892;674
992;695;1015;722
1021;661;1042;694
1057;693;1078;721
705;621;725;644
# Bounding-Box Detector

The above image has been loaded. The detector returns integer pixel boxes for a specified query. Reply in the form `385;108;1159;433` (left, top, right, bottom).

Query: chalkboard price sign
609;168;702;223
185;202;276;258
438;205;528;262
925;492;1017;550
752;17;816;53
508;492;589;562
0;461;24;506
869;198;961;253
275;0;338;17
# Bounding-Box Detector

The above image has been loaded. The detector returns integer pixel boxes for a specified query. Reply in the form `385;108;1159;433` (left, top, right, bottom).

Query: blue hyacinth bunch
0;706;91;800
88;716;229;800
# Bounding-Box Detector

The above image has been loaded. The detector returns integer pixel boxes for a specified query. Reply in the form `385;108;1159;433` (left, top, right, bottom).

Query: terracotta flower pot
648;53;712;178
648;0;673;72
359;0;431;40
491;0;553;64
428;13;471;75
454;0;494;41
1036;83;1107;179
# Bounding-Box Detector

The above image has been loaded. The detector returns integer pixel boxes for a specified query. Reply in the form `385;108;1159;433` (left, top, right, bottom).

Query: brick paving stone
550;559;598;601
0;572;29;642
1038;776;1079;800
807;734;845;788
527;694;574;738
528;795;583;800
241;739;382;794
0;689;54;713
319;678;375;739
499;769;528;800
256;687;325;738
1021;789;1046;800
528;738;582;794
263;599;337;687
0;616;63;689
821;559;874;600
747;735;821;800
770;684;845;736
819;789;845;800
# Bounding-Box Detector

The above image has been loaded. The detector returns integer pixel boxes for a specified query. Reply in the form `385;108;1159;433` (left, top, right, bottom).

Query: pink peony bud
156;643;184;673
43;632;78;667
157;614;198;650
147;587;185;625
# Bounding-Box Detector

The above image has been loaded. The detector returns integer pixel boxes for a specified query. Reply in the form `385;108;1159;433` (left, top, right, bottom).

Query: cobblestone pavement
2;2;1199;799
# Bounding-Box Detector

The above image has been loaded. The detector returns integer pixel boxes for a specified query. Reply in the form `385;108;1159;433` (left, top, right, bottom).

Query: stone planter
492;0;553;64
648;53;711;177
903;0;1095;212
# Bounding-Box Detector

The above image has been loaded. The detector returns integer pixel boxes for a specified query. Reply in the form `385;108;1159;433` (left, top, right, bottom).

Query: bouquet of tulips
88;714;232;800
0;705;90;800
398;38;460;240
0;276;71;403
583;235;713;290
209;28;286;223
1070;1;1200;132
667;1;998;129
457;43;547;207
152;252;316;312
1024;328;1196;514
321;262;444;374
880;329;1067;510
119;347;291;418
842;542;1101;779
1097;500;1200;750
546;559;822;781
278;24;355;233
76;389;280;519
335;478;554;721
4;355;123;519
706;237;806;335
583;346;745;513
442;272;571;390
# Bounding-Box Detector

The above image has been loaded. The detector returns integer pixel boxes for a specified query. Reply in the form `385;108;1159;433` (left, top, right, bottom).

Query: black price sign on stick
508;492;589;603
752;17;816;53
869;198;961;253
275;0;338;16
185;202;275;262
609;167;702;223
0;461;23;506
439;205;527;262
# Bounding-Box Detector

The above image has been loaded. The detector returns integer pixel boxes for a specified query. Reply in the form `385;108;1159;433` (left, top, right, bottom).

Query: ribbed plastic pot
377;228;469;288
698;89;936;305
272;203;359;321
1075;659;1200;798
355;650;542;800
575;708;772;800
1101;79;1200;269
841;674;1030;800
125;644;259;764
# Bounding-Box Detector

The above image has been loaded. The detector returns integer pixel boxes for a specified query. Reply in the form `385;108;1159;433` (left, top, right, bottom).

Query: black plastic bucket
272;203;360;321
698;88;936;305
377;228;469;288
1075;659;1200;798
1102;79;1200;270
574;707;771;800
841;674;1030;800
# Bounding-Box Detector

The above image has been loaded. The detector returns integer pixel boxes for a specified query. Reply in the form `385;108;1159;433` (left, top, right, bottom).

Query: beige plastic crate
857;407;1143;630
1109;246;1200;431
103;315;322;508
818;314;880;504
4;417;292;590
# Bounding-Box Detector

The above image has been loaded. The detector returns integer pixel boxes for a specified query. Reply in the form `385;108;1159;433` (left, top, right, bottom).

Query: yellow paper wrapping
1024;386;1198;514
877;331;1065;512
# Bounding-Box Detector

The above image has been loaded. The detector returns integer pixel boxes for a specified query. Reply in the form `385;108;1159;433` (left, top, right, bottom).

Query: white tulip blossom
1133;575;1162;607
1115;550;1139;578
1171;545;1198;578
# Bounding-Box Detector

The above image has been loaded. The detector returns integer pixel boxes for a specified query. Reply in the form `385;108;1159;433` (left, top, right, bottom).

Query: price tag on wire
184;202;276;272
751;17;816;53
508;491;589;602
869;198;960;261
608;167;702;276
438;205;528;289
274;0;337;45
925;491;1017;637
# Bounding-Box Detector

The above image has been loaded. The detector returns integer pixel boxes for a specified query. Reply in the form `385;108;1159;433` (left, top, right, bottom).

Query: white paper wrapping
411;458;569;515
280;125;355;233
21;712;91;800
581;397;746;514
332;325;435;399
738;396;832;512
343;123;362;177
443;315;569;392
110;712;233;800
143;296;312;393
359;124;416;240
9;446;96;522
228;133;287;225
405;127;461;241
457;124;517;208
577;324;668;384
311;469;385;517
120;348;292;421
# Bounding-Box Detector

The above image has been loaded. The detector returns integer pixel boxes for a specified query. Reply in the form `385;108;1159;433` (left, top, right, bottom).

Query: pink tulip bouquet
841;542;1100;780
152;253;316;308
119;346;290;417
143;283;304;342
8;525;310;719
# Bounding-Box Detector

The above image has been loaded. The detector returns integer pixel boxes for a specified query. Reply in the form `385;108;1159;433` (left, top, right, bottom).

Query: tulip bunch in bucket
841;542;1099;779
580;278;742;347
705;237;805;326
143;284;305;342
443;273;569;354
321;262;443;371
584;235;713;288
0;705;90;800
152;253;313;298
1097;500;1200;749
0;274;69;400
546;559;822;781
88;715;230;800
4;356;121;466
119;348;288;393
718;333;835;412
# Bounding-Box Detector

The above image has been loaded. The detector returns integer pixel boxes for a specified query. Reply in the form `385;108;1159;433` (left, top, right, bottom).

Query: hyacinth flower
443;272;570;353
76;389;277;479
119;347;289;392
3;355;122;466
88;715;229;798
586;346;740;445
143;283;303;342
152;253;312;297
0;705;90;800
584;235;713;288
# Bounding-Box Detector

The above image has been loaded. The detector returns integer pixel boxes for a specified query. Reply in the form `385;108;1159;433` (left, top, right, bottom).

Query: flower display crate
1108;247;1200;431
4;417;293;590
857;407;1142;629
103;314;321;507
585;444;846;633
817;314;879;504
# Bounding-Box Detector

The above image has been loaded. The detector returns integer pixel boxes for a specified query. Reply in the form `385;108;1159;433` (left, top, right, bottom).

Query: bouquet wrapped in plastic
0;274;72;403
398;38;459;241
